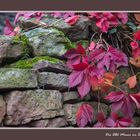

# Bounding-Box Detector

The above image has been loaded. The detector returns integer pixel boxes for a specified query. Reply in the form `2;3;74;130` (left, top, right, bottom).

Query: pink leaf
89;41;96;51
76;44;86;54
3;19;16;36
130;93;140;108
116;13;128;24
76;104;94;127
134;30;140;41
105;91;136;118
65;15;80;26
69;71;84;88
72;62;88;71
78;76;91;98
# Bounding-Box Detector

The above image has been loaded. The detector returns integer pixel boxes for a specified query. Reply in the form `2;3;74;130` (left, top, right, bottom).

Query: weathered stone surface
43;16;91;41
19;16;91;42
0;95;5;123
0;35;30;65
64;102;109;125
4;90;64;125
30;117;67;127
63;91;91;103
38;72;68;90
0;68;38;89
24;27;72;57
33;60;71;74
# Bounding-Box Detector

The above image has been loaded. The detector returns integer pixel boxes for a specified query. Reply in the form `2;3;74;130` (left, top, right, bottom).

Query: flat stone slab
38;72;68;91
33;60;71;74
0;68;38;89
4;89;64;125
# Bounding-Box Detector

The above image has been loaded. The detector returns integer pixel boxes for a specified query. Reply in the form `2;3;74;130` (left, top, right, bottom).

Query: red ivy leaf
94;111;115;127
105;91;139;118
89;46;128;72
134;30;140;40
76;104;94;127
3;19;16;36
14;12;45;24
64;44;86;69
77;75;91;98
69;70;84;88
65;15;80;26
130;93;140;108
111;112;132;127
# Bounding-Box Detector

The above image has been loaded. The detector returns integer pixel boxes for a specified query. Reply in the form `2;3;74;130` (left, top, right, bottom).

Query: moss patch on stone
8;56;61;69
11;34;32;59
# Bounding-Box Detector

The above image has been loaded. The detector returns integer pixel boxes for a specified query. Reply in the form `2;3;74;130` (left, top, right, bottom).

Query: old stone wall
0;14;140;127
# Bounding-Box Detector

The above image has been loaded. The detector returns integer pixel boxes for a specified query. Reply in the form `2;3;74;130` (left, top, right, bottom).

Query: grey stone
30;117;67;127
0;35;30;65
0;95;5;123
0;68;38;89
19;16;91;41
63;91;91;103
64;102;109;125
33;60;71;74
43;16;91;41
23;27;72;57
38;72;68;91
4;90;64;125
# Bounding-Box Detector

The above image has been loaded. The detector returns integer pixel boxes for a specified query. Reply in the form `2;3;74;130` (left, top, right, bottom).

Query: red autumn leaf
72;62;88;71
65;15;80;26
116;13;128;24
69;70;84;88
76;104;94;127
126;75;137;89
77;75;91;98
94;111;116;127
68;63;90;98
111;112;132;127
89;12;128;33
14;12;45;24
105;91;140;118
89;41;96;51
3;19;16;36
134;30;140;40
69;61;102;98
89;46;128;72
91;72;116;92
64;44;86;69
130;41;140;58
130;93;140;108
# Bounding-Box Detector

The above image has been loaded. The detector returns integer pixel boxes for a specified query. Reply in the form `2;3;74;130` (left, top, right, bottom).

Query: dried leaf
134;13;140;23
126;75;137;89
130;57;140;68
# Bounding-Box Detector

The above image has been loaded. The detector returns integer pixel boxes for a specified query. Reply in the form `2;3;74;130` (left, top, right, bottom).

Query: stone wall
0;14;140;127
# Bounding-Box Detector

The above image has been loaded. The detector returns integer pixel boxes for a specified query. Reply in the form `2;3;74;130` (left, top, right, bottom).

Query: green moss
8;56;61;69
11;34;32;58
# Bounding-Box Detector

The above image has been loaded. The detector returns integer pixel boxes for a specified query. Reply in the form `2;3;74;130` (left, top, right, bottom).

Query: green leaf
127;22;137;31
109;28;117;34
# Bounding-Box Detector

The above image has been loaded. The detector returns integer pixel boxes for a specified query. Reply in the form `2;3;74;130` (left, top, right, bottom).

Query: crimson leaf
76;104;94;127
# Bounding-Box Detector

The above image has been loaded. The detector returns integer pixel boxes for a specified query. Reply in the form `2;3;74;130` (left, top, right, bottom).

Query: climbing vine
3;12;140;127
